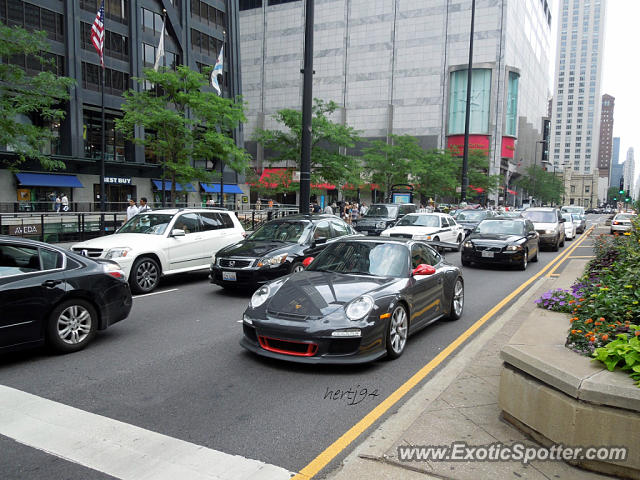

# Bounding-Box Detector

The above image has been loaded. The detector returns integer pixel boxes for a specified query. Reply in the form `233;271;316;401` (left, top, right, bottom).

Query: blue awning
16;173;83;188
201;183;243;194
152;180;196;192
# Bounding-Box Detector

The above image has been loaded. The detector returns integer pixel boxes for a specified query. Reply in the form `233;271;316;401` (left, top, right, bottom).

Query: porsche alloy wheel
446;278;464;321
386;305;408;359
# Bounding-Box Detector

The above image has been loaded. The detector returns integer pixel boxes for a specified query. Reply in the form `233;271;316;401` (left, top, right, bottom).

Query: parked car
561;212;577;240
72;208;245;293
211;214;356;290
240;236;464;364
0;236;131;353
452;209;498;237
571;213;586;234
521;207;566;251
461;218;539;270
610;213;637;234
380;212;465;251
353;203;417;236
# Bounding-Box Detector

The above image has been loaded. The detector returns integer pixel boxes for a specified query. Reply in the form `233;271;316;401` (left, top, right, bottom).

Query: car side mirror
171;228;186;237
412;264;436;276
313;236;327;246
302;257;314;268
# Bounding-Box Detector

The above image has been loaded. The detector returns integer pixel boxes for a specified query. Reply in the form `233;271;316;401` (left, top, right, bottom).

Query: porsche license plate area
481;251;494;258
222;271;237;281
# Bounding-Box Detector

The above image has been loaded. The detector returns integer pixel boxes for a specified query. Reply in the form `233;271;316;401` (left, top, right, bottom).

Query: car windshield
118;213;173;235
562;213;573;221
455;210;487;221
476;220;524;235
522;210;557;223
248;220;310;242
562;207;583;214
364;205;398;218
397;214;439;227
571;214;582;221
498;211;521;218
308;241;409;277
617;214;635;220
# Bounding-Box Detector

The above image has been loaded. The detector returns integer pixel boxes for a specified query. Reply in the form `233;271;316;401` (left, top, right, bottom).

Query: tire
290;261;305;274
130;256;161;294
455;235;463;252
552;238;559;252
531;245;539;262
385;304;409;359
560;236;565;248
461;257;471;267
432;236;441;252
518;250;528;271
46;299;98;353
445;277;464;320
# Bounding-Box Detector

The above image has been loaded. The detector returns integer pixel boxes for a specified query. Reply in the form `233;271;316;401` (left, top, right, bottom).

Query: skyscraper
550;0;607;177
623;147;635;199
609;137;622;189
596;94;614;201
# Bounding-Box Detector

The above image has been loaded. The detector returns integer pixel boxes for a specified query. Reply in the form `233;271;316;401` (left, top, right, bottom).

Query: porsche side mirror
412;264;436;276
302;257;314;268
171;228;186;237
313;236;327;246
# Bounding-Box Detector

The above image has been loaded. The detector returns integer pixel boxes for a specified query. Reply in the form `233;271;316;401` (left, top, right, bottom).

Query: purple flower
559;301;566;306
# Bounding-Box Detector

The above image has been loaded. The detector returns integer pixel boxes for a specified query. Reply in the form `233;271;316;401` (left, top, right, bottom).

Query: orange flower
598;317;605;322
585;318;593;324
594;321;602;326
579;298;585;302
602;334;609;341
635;331;640;337
589;337;596;343
608;324;616;328
575;330;583;333
571;329;578;334
569;300;576;304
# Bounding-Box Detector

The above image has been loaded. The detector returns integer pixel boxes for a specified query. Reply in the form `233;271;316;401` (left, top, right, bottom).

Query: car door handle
42;279;62;288
437;277;443;284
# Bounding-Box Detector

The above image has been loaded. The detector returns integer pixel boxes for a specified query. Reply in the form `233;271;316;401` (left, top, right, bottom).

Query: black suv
353;203;417;236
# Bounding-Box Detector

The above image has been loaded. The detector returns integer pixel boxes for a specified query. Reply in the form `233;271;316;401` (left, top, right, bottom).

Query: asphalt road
0;215;606;479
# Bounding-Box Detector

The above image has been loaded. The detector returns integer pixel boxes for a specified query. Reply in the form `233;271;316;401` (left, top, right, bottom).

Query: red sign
447;135;490;155
501;136;516;159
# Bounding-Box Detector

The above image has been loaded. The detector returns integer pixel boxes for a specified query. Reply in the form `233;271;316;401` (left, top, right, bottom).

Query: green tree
514;165;564;205
253;99;362;189
362;134;425;199
607;186;619;203
116;66;249;205
0;22;75;170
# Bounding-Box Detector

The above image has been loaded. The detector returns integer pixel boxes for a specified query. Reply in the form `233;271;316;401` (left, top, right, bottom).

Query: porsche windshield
118;214;173;235
308;241;409;277
364;205;398;218
248;220;310;242
397;215;439;227
476;220;524;235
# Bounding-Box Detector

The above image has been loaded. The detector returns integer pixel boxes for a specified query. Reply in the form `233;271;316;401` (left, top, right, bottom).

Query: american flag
91;0;105;67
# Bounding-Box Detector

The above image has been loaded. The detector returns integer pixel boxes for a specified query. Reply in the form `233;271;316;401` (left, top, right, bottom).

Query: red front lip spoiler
258;336;318;357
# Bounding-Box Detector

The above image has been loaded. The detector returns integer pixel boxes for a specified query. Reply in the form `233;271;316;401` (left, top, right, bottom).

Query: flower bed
535;221;640;386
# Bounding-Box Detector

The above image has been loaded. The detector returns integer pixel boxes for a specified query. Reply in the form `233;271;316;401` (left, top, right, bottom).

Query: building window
83;109;126;162
80;0;128;25
142;42;179;70
190;28;224;58
268;0;300;5
0;0;64;41
239;0;261;8
448;69;491;136
504;71;519;137
82;62;130;95
191;0;226;29
81;22;129;61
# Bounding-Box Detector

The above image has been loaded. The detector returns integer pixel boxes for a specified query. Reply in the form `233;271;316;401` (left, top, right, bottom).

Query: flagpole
100;49;106;218
159;9;166;207
219;31;225;208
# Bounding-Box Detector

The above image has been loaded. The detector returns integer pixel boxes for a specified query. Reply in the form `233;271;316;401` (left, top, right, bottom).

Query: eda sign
9;224;41;236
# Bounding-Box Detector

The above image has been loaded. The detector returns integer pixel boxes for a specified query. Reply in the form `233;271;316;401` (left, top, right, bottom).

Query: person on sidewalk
60;193;69;212
126;199;139;221
55;194;61;213
138;197;151;214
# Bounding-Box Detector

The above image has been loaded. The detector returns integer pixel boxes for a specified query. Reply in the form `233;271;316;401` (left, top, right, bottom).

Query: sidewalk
328;229;613;480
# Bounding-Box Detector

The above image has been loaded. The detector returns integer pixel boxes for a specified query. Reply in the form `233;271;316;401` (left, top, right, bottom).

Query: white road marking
133;288;179;299
237;320;243;323
0;385;293;480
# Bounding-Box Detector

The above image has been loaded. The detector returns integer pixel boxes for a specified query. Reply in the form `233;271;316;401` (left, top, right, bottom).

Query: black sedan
240;237;464;364
211;214;356;290
461;218;539;270
0;236;132;354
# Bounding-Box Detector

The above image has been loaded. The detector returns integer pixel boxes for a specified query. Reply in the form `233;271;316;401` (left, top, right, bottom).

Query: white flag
153;19;166;71
211;45;224;95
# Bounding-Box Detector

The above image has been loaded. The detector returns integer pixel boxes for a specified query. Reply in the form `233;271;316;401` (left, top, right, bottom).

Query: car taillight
102;263;125;279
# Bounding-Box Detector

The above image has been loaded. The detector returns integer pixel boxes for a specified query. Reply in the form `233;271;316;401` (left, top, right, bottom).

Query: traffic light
613;196;617;201
619;177;625;195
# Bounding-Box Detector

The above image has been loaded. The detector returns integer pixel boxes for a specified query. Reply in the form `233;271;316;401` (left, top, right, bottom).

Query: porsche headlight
250;285;270;308
345;295;375;321
257;253;288;267
505;245;523;251
105;247;132;259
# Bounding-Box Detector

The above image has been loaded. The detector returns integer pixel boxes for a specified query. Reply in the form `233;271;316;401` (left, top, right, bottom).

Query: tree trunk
171;171;177;207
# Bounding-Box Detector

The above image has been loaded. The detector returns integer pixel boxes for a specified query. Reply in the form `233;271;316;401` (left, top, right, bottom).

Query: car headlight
545;229;556;234
105;247;132;259
345;295;375;321
376;221;386;229
413;234;432;240
505;245;523;251
250;285;270;308
243;313;253;325
463;241;473;248
257;253;288;267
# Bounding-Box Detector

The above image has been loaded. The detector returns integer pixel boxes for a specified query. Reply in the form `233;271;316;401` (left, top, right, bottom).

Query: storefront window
83;109;125;162
505;71;519;136
448;68;492;135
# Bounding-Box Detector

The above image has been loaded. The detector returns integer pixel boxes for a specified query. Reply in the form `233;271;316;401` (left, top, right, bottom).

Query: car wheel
560;236;565;247
46;299;97;353
519;250;528;270
445;277;464;320
385;304;408;359
130;256;160;294
552;238;559;252
290;262;305;274
455;235;463;252
531;245;539;262
461;258;471;267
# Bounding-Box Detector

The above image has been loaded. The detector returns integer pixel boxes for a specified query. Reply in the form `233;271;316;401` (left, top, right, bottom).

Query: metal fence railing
0;206;302;244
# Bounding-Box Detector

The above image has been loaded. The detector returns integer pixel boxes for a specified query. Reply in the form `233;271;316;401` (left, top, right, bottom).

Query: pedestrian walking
359;202;367;216
138;197;151;213
126;199;139;220
60;193;69;212
324;204;333;215
55;194;61;213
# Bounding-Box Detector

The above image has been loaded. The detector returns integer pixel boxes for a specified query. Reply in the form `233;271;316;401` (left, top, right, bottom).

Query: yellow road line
292;228;594;480
545;226;594;278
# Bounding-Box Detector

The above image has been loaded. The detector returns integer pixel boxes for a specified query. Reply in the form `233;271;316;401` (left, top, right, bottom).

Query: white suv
72;208;245;293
